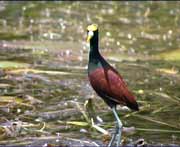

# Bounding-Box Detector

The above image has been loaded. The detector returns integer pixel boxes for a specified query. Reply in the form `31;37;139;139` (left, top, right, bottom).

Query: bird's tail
126;101;139;111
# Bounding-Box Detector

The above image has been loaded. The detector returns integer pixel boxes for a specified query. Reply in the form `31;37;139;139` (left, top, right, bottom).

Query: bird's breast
88;68;108;91
88;67;120;98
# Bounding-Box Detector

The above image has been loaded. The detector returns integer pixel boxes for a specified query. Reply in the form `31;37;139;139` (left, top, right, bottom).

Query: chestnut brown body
88;67;138;110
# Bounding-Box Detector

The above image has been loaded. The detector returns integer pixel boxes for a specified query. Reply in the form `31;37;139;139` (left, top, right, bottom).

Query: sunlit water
0;1;180;146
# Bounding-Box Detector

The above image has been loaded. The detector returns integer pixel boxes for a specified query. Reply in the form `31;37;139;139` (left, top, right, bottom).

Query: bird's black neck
89;43;100;60
89;31;100;61
88;31;103;74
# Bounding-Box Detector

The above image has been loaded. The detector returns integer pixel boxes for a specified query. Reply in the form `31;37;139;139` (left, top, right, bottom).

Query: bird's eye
88;31;94;37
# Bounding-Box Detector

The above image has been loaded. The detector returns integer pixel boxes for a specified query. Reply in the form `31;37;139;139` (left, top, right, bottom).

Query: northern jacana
86;24;139;147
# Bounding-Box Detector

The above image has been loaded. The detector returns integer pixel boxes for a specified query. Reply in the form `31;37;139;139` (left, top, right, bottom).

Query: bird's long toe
108;132;116;147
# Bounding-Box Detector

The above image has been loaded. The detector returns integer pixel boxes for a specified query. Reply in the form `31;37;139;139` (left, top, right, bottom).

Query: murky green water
0;1;180;146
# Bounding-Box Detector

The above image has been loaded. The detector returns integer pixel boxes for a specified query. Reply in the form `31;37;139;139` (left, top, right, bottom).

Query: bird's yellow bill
87;31;94;42
87;35;92;42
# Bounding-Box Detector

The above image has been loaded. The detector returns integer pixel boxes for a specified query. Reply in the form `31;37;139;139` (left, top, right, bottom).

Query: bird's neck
89;35;100;61
89;43;100;60
88;38;102;74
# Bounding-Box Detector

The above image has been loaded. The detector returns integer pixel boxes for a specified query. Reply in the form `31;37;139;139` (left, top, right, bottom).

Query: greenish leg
108;106;123;147
112;106;123;147
108;129;117;147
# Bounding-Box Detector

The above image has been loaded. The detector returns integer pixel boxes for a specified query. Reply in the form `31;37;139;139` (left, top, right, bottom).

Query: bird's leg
108;126;118;147
107;124;118;147
107;106;117;147
112;106;123;147
108;106;122;147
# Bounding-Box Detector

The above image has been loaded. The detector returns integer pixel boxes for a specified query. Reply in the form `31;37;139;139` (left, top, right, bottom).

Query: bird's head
87;24;98;42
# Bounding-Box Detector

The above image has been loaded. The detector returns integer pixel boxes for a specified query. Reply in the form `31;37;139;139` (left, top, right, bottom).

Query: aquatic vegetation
0;1;180;146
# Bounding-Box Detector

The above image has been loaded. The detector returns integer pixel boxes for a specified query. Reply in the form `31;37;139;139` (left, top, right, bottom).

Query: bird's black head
87;24;99;49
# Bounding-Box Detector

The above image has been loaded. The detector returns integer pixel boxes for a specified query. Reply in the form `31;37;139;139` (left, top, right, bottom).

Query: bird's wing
107;68;136;104
89;67;136;106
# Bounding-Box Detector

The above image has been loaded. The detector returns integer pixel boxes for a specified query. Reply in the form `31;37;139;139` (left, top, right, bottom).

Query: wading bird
86;24;139;147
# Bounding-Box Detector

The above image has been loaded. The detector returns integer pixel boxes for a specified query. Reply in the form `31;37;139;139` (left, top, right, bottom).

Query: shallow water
0;1;180;146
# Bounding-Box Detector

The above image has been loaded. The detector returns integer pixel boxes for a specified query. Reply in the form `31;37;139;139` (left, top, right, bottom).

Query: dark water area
0;1;179;146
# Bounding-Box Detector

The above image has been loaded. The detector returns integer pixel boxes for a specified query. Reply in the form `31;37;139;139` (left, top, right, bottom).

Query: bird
86;24;139;147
